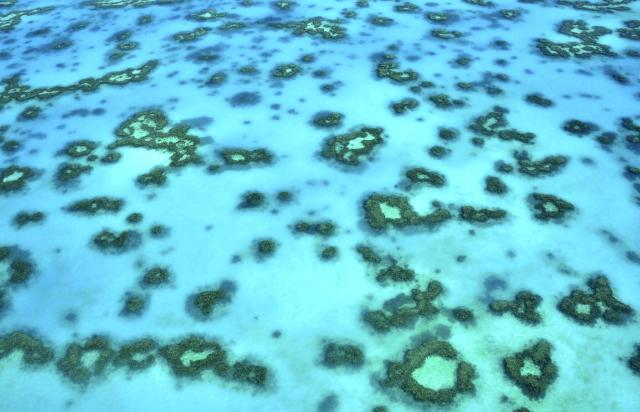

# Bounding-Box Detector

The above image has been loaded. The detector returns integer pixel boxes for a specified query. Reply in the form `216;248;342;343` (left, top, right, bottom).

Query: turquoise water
1;0;639;411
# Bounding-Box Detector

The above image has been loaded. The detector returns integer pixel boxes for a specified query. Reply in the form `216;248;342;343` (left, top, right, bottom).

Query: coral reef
381;339;476;404
363;281;443;332
557;274;634;325
502;340;557;399
489;291;543;325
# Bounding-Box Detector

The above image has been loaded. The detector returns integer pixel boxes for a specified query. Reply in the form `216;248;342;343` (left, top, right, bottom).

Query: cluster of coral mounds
114;338;158;372
557;274;634;325
403;167;446;188
109;110;202;167
254;238;278;259
431;29;464;40
516;154;569;177
558;0;634;13
270;63;301;79
368;16;395;27
390;98;419;115
291;220;336;237
12;211;45;229
159;336;228;378
459;206;507;224
0;333;268;388
355;244;422;284
363;281;443;332
3;326;266;387
489;291;543;325
374;263;416;284
217;21;247;32
237;191;266;209
91;229;142;254
56;335;116;385
139;266;170;288
160;335;269;387
428;93;465;110
188;8;226;21
424;11;449;23
524;93;554;108
64;197;125;215
311;111;344;129
463;0;493;6
618;20;640;40
172;27;210;43
106;30;140;62
628;345;640;376
0;288;6;314
120;292;148;317
85;0;183;8
557;19;613;42
18;105;42;121
451;307;475;325
218;148;274;167
0;331;54;366
536;19;617;59
528;193;576;221
563;119;599;136
186;281;235;320
467;106;536;144
502;340;558;400
321;342;365;368
268;17;347;40
375;59;419;83
0;245;36;287
380;339;476;405
362;193;451;231
136;166;167;187
320;127;385;166
125;212;143;224
484;176;508;195
621;117;640;152
55;162;93;187
58;140;99;159
271;1;297;11
0;0;637;408
290;219;339;260
0;165;37;193
0;60;158;106
0;6;54;32
472;109;504;137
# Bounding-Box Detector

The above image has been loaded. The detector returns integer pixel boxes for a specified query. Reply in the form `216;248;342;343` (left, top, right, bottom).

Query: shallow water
1;0;639;411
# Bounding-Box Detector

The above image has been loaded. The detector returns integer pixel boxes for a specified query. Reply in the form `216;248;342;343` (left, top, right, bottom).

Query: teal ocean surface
1;0;639;411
